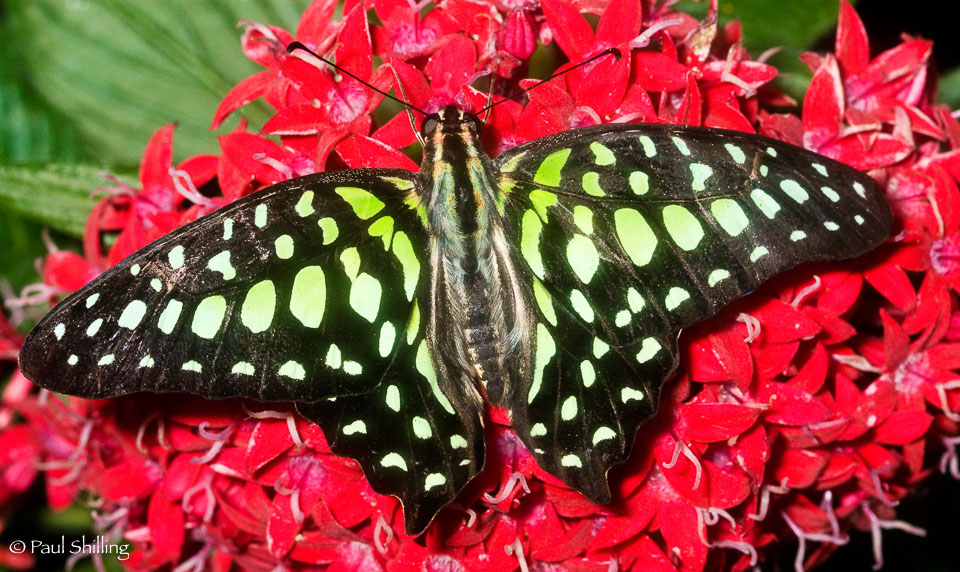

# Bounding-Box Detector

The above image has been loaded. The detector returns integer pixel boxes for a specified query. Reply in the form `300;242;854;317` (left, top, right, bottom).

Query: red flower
3;0;959;570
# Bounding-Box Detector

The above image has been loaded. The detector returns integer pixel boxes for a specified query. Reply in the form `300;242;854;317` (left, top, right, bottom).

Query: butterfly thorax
418;106;532;407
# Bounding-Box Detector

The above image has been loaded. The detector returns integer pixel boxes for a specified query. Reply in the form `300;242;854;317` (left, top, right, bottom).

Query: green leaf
0;12;80;163
6;0;310;165
940;66;960;111
674;0;845;101
0;162;135;238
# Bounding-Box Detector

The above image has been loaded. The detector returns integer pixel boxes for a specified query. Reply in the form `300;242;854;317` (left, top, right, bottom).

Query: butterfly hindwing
298;314;485;534
19;170;427;403
497;123;892;493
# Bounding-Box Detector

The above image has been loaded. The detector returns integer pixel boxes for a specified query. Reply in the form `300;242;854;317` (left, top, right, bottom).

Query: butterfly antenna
387;61;426;147
478;47;621;115
480;73;497;125
287;41;429;117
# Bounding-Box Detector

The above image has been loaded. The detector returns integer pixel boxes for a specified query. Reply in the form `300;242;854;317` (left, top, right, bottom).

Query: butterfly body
20;107;892;534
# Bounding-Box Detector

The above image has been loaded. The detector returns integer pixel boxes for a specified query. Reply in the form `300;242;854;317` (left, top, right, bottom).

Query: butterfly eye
463;112;482;133
421;116;440;137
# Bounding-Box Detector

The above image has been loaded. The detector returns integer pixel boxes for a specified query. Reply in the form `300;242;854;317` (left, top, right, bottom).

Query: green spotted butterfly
18;104;891;534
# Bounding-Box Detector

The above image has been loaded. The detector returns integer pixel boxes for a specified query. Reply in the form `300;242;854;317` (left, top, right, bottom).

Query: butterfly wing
298;326;485;535
19;170;427;403
497;123;892;500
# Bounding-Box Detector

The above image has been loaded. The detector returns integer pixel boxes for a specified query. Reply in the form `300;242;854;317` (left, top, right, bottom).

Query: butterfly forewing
20;171;426;403
496;123;892;494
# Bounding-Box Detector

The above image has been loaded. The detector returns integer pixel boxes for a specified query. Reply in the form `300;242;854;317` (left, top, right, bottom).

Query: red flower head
4;0;959;570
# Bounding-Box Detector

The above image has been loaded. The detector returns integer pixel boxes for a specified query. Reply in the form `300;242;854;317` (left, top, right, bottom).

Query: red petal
820;132;914;170
802;55;844;150
335;6;372;81
881;310;910;370
262;104;331;135
266;494;301;559
97;457;162;500
338;134;418;170
835;0;870;77
632;51;691;93
595;0;642;47
159;454;204;500
752;298;821;343
147;489;185;561
675;72;701;126
865;262;917;311
873;410;933;445
759;381;834;425
246;421;294;473
44;250;99;292
817;271;863;315
789;343;829;394
211;70;277;129
658;500;708;571
139;124;175;190
425;34;476;102
771;448;829;488
296;0;339;46
503;10;537;60
540;0;595;61
679;403;760;443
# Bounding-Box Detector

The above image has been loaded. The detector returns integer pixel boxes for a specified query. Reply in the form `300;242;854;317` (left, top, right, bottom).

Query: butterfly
18;99;891;534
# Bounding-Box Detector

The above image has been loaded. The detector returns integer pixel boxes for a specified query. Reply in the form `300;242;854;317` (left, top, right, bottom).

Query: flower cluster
2;0;959;569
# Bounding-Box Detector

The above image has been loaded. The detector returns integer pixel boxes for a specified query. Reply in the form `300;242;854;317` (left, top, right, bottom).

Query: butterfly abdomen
420;107;533;407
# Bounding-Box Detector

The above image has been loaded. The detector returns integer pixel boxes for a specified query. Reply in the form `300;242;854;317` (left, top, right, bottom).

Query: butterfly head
421;105;482;139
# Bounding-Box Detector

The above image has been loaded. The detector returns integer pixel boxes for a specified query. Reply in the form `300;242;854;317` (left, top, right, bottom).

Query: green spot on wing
381;453;408;471
751;189;781;219
318;217;339;245
291;266;326;328
662;205;704;251
368;216;395;250
629;171;649;195
573;205;594;234
350;273;382;323
386;384;401;411
590;141;616;165
192;296;226;339
566;235;600;283
274;235;294;259
340;248;361;281
529;189;557;221
521;210;545;279
336;186;385;219
279;360;306;380
118;300;147;329
527;324;556;403
295;191;315;217
379;322;396;358
724;143;746;164
690;163;713;192
168;245;185;269
254;204;268;228
241;280;277;333
710;199;749;236
581;171;606;197
664;287;690;311
207;250;237;279
415;340;455;414
158;299;183;334
532;278;557;326
391;231;420;301
533;148;571;186
614;208;657;267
